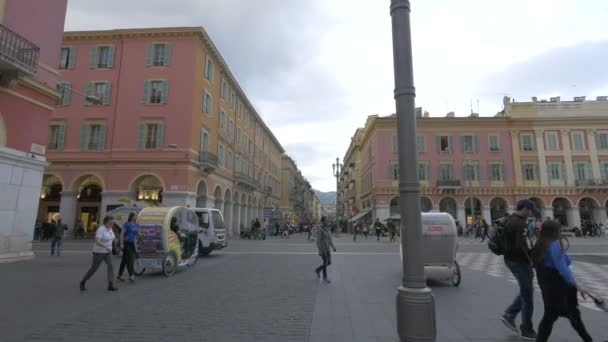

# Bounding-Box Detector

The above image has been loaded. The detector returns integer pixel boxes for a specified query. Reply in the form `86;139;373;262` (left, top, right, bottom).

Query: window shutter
461;136;465;153
161;80;169;104
142;80;150;104
68;47;77;69
157;122;164;149
427;164;431;180
475;164;481;181
200;128;205;153
98;125;106;150
448;136;454;153
103;82;111;105
63;82;72;106
165;44;172;65
89;46;98;68
86;82;94;105
145;44;153;66
596;133;601;150
474;135;480;152
137;123;146;149
107;46;115;68
80;124;87;150
488;164;493;181
57;125;65;151
435;136;441;153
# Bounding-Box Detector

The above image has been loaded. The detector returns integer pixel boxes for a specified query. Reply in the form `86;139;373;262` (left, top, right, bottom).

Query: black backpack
488;217;508;255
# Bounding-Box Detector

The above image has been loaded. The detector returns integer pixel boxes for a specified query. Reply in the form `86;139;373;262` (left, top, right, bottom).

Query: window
572;132;585;151
146;43;171;66
439;164;454;180
227;150;233;170
546;132;558;151
417;135;425;153
488;163;504;181
522;163;537;181
80;123;106;151
602;162;608;181
143;80;168;104
90;46;114;69
417;163;429;181
462;135;475;153
218;144;224;167
56;82;71;106
548;162;563;181
229;120;234;141
236;157;241;173
48;124;65;151
203;90;213;115
200;129;210;153
221;78;227;100
597;133;608;150
87;81;111;105
489;135;500;152
438;135;452;152
237;128;241;145
59;47;76;69
574;162;590;182
463;163;479;181
230;93;236;112
391;163;399;180
138;122;164;149
205;56;214;83
521;134;534;151
220;109;226;129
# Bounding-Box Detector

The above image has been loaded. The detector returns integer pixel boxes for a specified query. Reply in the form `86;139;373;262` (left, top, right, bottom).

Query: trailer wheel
162;252;177;277
451;261;461;287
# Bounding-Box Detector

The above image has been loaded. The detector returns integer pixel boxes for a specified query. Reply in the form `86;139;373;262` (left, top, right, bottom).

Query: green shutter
161;80;169;104
473;135;480;152
487;164;492;181
98;125;106;150
475;164;481;181
80;124;87;150
138;123;146;149
461;136;466;153
63;82;72;106
165;44;172;65
427;164;431;181
107;46;115;68
68;47;77;69
200;128;205;153
142;80;150;103
89;46;98;68
448;136;454;153
157;122;164;149
57;125;65;151
595;133;602;150
103;82;111;105
145;44;153;66
85;82;94;105
435;136;441;153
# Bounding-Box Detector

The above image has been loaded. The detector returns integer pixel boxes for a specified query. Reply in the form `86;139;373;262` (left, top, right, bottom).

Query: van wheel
198;240;213;257
162;252;177;277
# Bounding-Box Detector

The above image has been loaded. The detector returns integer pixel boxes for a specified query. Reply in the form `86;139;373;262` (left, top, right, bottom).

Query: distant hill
314;190;336;205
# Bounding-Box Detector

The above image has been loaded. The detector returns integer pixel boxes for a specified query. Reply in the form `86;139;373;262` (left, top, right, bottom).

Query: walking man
117;212;139;282
315;217;336;284
50;215;66;256
500;199;538;340
352;223;359;242
374;218;383;241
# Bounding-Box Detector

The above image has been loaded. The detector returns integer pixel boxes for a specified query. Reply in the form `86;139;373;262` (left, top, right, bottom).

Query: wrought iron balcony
436;179;461;188
199;152;218;172
235;172;258;189
0;24;39;86
575;179;608;188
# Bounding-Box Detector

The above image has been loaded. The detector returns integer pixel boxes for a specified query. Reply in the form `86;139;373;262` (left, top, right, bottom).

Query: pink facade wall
0;86;50;151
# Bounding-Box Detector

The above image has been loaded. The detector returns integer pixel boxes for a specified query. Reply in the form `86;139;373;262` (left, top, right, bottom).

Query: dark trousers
81;252;114;284
119;241;136;277
353;231;358;241
504;260;534;330
315;252;331;280
376;230;381;240
50;238;62;256
537;307;592;342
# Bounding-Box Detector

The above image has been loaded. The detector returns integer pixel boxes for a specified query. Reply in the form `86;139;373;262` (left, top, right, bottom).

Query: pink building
38;28;285;237
0;0;68;261
341;102;608;229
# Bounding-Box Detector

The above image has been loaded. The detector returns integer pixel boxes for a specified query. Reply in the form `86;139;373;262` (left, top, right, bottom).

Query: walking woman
80;216;118;292
531;220;593;342
117;212;139;282
315;217;336;283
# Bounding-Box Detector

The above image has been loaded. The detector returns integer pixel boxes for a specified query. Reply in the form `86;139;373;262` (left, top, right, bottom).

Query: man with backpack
494;199;539;340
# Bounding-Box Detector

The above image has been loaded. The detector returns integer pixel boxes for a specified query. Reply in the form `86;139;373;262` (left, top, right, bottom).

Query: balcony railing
0;24;40;77
436;179;461;188
199;152;218;171
235;172;258;189
575;179;608;187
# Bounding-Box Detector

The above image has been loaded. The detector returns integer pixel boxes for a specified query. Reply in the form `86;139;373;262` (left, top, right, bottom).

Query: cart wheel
133;258;146;276
451;261;461;287
162;252;177;277
198;240;213;257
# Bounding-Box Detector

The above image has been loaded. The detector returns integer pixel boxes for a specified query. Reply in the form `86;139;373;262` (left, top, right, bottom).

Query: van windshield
196;212;210;229
212;211;225;229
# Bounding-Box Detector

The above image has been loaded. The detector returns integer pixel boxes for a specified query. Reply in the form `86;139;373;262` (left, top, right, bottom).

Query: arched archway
579;197;598;224
439;197;457;219
420;196;433;213
214;186;223;212
196;179;208;207
240;193;247;231
224;188;233;235
464;197;482;224
0;112;7;147
389;197;399;217
489;197;508;221
38;174;64;224
130;175;163;204
233;191;240;235
73;174;104;234
552;197;571;226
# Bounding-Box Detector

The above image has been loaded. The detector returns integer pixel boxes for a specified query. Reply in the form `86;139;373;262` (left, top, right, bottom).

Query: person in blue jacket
530;220;593;342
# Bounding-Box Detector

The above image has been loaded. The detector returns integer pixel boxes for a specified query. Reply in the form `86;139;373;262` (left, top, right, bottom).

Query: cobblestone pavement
1;234;606;341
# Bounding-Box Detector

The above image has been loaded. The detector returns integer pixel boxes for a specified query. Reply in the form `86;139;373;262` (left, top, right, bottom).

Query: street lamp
466;155;474;226
390;1;436;341
332;157;342;230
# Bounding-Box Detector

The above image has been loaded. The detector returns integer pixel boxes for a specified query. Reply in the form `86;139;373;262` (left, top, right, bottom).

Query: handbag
112;240;120;256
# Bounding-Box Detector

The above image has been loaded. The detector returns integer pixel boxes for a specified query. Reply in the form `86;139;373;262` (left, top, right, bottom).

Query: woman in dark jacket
530;220;593;342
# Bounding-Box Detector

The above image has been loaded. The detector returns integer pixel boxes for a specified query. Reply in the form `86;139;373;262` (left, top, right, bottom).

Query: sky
64;0;608;192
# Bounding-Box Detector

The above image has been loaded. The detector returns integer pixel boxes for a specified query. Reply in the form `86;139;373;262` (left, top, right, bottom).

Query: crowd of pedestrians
352;218;398;242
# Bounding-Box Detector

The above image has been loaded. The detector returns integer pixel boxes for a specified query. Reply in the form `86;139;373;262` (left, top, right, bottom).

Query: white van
192;208;227;256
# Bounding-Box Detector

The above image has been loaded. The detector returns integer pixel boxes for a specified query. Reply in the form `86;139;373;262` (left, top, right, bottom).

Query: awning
384;213;401;221
349;209;371;222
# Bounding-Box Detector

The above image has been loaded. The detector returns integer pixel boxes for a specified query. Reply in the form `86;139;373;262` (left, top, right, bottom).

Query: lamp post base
396;285;436;342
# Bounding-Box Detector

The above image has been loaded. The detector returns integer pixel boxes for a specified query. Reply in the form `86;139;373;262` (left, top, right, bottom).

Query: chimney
574;96;586;102
531;96;537;102
550;96;560;103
